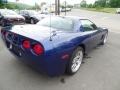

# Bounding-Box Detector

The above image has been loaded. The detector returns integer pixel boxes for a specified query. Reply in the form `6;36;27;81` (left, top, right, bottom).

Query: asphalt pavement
0;9;120;90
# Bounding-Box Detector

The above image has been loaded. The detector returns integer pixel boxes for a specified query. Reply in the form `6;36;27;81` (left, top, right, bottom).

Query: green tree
0;0;5;8
94;0;107;7
93;0;120;8
87;4;93;8
80;0;87;7
35;3;40;10
109;0;120;8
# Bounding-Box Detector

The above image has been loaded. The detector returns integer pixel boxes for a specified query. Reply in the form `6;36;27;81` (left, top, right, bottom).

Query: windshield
37;17;74;31
0;10;18;15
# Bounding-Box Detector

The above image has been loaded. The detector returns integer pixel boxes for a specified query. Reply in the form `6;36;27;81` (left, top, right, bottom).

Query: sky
8;0;96;5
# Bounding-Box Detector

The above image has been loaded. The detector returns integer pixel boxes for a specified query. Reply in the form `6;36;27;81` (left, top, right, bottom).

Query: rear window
37;17;74;31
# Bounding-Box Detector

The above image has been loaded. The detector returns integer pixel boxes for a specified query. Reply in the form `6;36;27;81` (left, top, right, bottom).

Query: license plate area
12;44;22;57
7;42;22;57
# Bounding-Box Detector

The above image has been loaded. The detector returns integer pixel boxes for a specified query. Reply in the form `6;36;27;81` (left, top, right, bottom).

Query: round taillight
22;40;30;49
32;44;44;55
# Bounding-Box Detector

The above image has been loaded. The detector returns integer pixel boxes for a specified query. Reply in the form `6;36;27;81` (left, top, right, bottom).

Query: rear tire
66;47;84;75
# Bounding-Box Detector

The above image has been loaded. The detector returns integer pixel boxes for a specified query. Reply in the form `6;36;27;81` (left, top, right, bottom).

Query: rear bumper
3;38;67;76
9;47;67;76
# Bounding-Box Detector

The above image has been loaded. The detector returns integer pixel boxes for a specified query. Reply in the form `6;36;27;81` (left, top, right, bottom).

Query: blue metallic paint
1;17;108;76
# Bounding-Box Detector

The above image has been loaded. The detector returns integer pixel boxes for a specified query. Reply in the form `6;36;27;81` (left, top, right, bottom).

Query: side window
81;19;97;32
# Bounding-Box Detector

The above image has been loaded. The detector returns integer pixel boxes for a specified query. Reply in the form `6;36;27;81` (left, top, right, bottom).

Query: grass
82;8;117;14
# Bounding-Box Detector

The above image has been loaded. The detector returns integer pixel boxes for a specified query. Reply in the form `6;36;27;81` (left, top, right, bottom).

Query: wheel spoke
72;63;77;71
71;50;83;73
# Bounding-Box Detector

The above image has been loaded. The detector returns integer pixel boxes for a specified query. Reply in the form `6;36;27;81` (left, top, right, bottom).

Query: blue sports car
1;16;108;76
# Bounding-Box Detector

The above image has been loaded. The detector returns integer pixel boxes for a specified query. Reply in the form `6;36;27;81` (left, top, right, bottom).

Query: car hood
10;25;57;41
4;15;25;19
